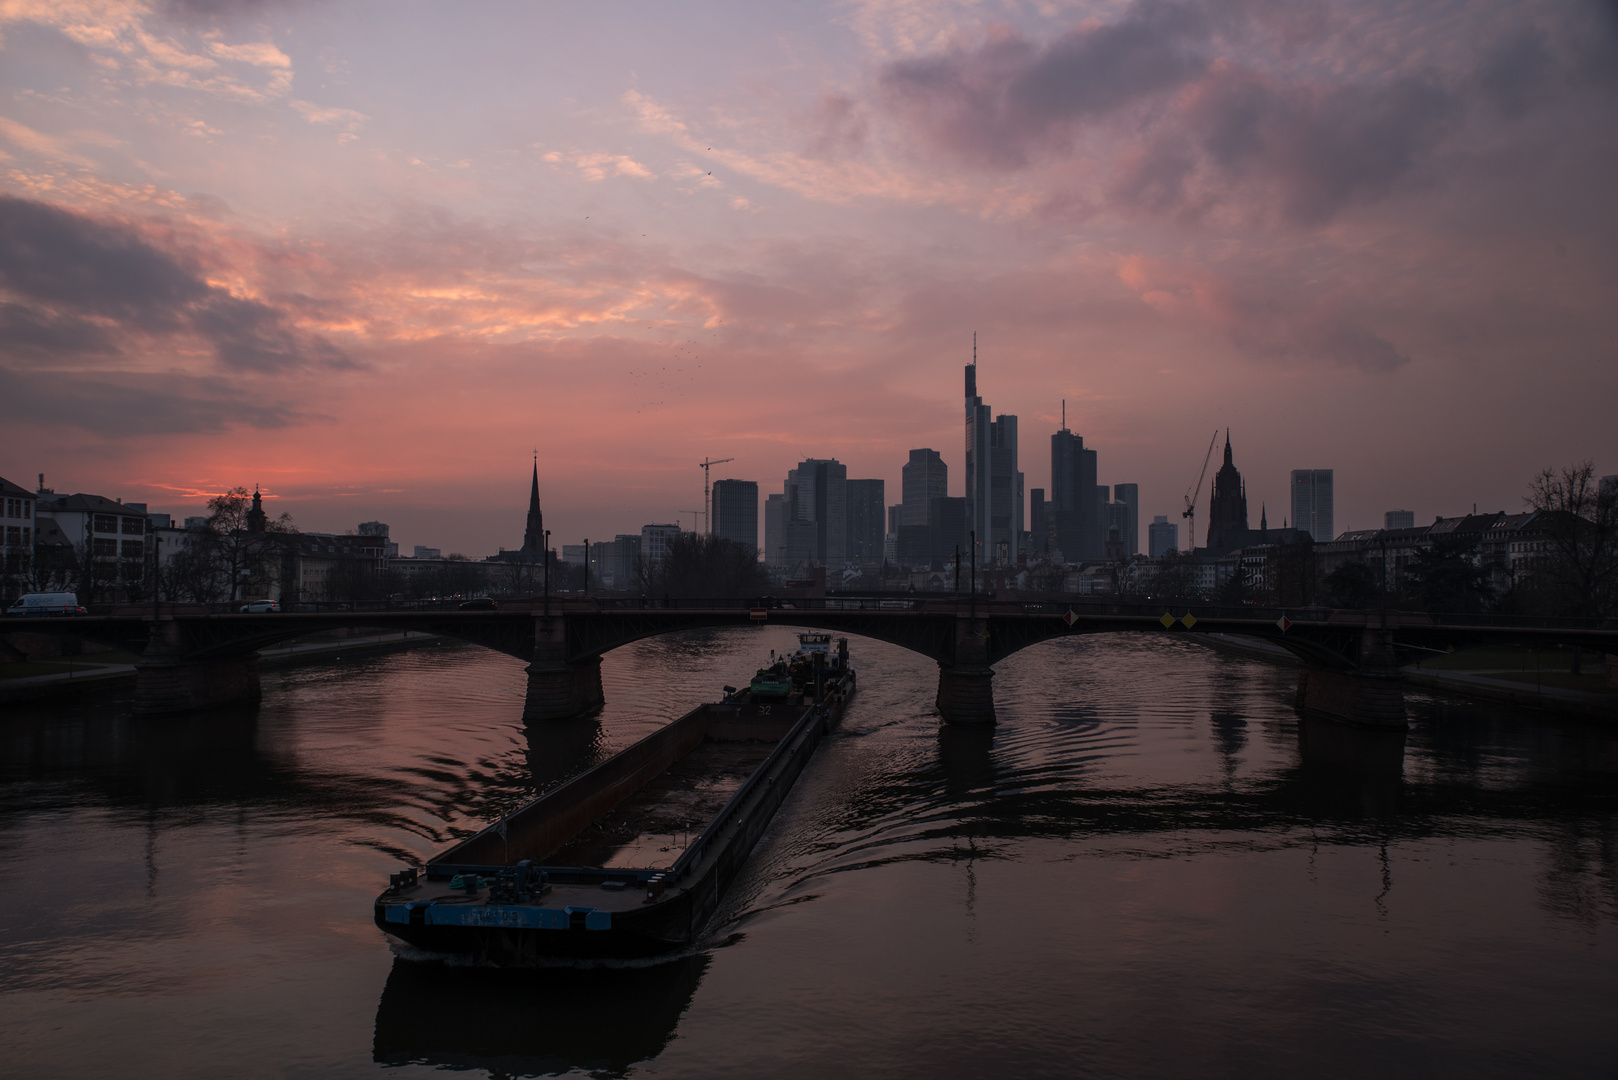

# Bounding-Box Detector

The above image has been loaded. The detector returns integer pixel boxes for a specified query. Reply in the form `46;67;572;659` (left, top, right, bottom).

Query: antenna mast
698;457;735;535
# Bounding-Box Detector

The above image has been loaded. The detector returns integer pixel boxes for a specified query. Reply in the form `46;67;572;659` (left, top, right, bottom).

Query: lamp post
969;530;976;617
1379;535;1389;621
543;528;552;617
583;538;589;596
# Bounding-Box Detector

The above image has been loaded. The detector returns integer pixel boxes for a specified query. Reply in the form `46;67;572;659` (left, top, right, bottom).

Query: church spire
1260;503;1267;531
522;456;544;554
1223;428;1232;467
247;484;267;534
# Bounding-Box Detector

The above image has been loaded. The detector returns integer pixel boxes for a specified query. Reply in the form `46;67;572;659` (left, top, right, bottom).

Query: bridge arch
9;601;1612;727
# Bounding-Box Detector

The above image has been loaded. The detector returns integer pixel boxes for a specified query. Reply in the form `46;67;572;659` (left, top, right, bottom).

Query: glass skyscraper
1290;469;1335;542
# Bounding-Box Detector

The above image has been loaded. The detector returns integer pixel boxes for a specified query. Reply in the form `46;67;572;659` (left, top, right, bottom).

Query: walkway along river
1;628;1615;1078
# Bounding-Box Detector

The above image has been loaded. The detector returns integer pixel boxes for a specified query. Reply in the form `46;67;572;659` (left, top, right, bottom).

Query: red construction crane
1182;431;1218;555
698;457;735;535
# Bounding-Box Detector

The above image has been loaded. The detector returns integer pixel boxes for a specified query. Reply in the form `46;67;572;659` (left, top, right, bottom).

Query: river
1;630;1615;1078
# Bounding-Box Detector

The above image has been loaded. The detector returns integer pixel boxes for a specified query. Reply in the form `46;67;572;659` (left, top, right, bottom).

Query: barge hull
376;670;852;961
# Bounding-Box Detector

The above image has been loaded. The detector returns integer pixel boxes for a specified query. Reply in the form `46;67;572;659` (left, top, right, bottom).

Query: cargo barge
375;634;855;961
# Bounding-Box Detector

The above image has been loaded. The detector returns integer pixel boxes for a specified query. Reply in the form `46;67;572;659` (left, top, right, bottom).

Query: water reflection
1294;715;1407;819
521;718;606;798
372;954;707;1077
936;724;996;798
1;634;1615;1079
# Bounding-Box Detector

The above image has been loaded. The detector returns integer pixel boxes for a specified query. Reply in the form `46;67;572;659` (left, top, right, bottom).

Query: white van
5;592;87;616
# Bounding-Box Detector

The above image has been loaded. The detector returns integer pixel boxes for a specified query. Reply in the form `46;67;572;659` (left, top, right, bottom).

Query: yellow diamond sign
1181;613;1198;629
1159;612;1176;628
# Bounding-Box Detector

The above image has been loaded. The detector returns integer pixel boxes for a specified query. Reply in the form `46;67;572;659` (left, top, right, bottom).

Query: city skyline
0;1;1614;556
7;400;1605;561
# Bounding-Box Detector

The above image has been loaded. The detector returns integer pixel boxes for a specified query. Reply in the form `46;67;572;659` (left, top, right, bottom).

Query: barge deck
375;636;854;962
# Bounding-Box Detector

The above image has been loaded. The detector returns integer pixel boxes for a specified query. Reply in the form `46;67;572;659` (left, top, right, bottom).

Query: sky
1;0;1615;555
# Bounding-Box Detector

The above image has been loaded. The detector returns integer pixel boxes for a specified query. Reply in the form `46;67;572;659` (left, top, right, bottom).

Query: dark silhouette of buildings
711;479;759;553
1290;468;1335;542
846;478;886;565
1206;431;1248;552
1030;487;1049;555
1051;421;1101;562
1108;482;1139;557
1148;514;1177;556
901;449;947;527
964;353;1022;565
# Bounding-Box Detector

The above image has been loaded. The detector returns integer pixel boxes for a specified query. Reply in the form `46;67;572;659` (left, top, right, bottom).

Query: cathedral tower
1206;430;1248;552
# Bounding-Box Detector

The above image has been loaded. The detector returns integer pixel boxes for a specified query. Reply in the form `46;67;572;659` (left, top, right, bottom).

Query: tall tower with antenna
964;333;1021;566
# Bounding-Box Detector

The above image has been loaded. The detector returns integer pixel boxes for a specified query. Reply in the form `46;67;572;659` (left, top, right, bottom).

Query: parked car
5;592;87;617
240;600;281;613
458;596;498;610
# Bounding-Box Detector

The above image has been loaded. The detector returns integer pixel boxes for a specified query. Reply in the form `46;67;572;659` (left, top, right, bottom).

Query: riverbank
0;631;445;707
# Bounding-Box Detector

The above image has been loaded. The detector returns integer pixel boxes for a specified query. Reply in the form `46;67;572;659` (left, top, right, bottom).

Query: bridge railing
37;596;1615;632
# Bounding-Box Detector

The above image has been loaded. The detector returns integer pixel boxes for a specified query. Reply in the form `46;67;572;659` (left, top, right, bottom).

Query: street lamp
583;538;589;596
969;529;976;616
543;528;552;617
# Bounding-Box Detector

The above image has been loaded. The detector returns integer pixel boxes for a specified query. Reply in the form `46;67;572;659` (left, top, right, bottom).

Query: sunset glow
3;0;1615;554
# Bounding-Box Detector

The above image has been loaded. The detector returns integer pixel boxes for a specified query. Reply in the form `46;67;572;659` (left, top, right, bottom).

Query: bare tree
0;547;30;606
1525;461;1618;618
161;529;225;602
205;487;295;603
637;534;769;599
1147;551;1201;604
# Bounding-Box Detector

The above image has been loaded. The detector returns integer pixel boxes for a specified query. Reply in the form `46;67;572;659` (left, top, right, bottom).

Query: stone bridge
4;598;1615;727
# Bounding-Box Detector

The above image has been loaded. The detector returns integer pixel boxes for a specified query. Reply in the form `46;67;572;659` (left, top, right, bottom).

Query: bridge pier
1295;624;1406;728
936;615;996;724
523;617;604;722
1295;667;1406;728
936;663;996;724
133;621;261;716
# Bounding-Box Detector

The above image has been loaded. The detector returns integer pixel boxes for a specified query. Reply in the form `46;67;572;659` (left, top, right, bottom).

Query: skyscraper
711;479;758;553
964;348;1020;565
1029;487;1049;555
1111;482;1139;556
845;479;886;565
1148;515;1178;557
929;496;967;570
1206;431;1248;552
781;458;848;568
1050;420;1100;562
901;449;947;527
1384;509;1415;530
764;493;785;567
1290;469;1335;542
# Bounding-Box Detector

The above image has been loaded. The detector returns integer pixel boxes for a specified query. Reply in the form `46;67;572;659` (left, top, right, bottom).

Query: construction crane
1182;430;1219;555
698;457;734;535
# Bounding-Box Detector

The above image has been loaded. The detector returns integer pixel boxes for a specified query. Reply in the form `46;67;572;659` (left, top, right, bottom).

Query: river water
1;630;1615;1079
